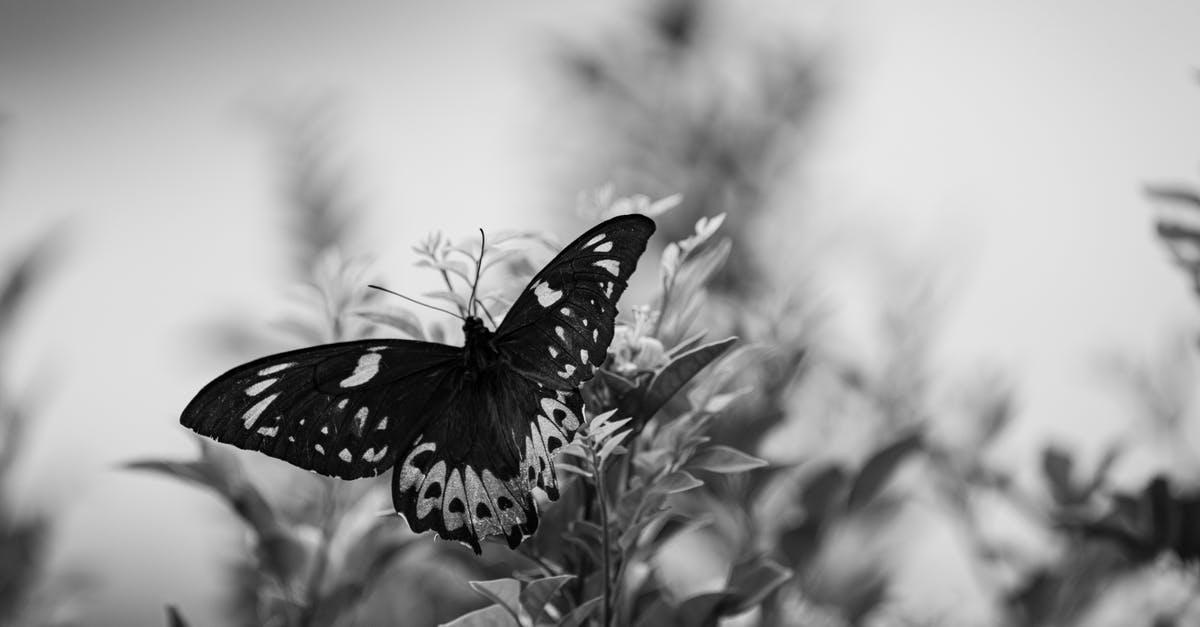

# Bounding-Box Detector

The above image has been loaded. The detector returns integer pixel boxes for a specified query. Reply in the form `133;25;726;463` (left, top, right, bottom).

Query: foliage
0;228;83;626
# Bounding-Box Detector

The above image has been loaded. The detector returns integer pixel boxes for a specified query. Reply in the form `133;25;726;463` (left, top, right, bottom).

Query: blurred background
3;1;1200;626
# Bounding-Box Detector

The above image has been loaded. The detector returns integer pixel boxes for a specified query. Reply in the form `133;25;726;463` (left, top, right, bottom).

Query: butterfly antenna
466;227;485;318
476;299;499;329
368;284;464;321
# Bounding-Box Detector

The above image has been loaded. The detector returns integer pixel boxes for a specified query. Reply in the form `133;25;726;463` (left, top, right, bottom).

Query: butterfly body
182;214;656;553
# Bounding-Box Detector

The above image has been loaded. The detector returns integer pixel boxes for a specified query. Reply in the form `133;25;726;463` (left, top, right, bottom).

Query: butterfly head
462;316;498;371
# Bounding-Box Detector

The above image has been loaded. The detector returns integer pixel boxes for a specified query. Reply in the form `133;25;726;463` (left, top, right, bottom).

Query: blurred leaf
687;445;766;474
660;242;682;287
557;596;603;627
557;463;593;479
677;591;731;625
801;465;848;518
425;290;470;310
355;308;425;340
1148;185;1200;209
165;604;189;627
652;470;703;495
0;230;59;343
638;337;738;421
672;238;731;296
441;604;520;627
845;430;924;512
667;329;708;359
520;574;574;624
618;506;672;553
725;556;792;614
1042;445;1078;506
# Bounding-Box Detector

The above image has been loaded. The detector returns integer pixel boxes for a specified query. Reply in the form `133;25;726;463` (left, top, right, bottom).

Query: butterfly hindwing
181;340;459;479
496;214;656;389
392;367;585;553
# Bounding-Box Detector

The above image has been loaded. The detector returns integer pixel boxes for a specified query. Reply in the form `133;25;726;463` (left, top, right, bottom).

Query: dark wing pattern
392;215;655;553
495;214;656;389
392;368;585;553
181;340;459;479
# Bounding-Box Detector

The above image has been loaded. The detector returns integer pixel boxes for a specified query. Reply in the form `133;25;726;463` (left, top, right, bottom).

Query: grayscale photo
1;1;1199;626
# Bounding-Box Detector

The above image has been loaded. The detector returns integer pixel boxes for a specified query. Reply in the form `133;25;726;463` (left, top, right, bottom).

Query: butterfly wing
181;340;460;479
495;214;656;388
392;215;655;553
392;367;584;553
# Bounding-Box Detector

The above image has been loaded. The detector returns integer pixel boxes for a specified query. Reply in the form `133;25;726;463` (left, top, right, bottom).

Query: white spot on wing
353;406;369;435
315;444;326;454
443;469;467;531
549;346;559;358
594;241;613;253
338;448;352;463
416;461;447;519
320;425;329;435
257;426;279;437
340;353;382;387
592;329;599;342
604;282;614;298
594;259;620;276
580;349;589;363
245;379;276;396
533;281;562;307
242;393;279;429
557;364;576;379
376;416;388;430
257;363;294;376
363;446;388;463
560;307;571;316
555;326;566;341
585;233;606;247
337;399;349;410
398;442;437;492
541;397;580;431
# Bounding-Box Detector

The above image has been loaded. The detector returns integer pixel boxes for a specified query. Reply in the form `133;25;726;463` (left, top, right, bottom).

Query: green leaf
653;470;704;495
557;596;603;627
640;337;738;420
520;575;574;624
468;579;524;623
441;604;520;627
845;430;924;512
687;445;767;474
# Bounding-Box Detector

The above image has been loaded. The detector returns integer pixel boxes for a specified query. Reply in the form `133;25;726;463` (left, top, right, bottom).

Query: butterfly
181;214;656;553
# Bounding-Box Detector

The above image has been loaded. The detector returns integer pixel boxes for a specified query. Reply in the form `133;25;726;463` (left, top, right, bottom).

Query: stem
594;451;614;627
296;480;338;627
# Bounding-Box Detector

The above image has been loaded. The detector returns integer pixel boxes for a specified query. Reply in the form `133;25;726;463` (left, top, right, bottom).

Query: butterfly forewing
181;340;459;479
496;214;655;389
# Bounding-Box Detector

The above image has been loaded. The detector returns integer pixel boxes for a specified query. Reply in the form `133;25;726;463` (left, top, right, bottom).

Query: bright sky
2;1;1200;625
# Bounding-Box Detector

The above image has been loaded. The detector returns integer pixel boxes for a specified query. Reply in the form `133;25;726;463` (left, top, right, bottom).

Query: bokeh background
3;1;1200;626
